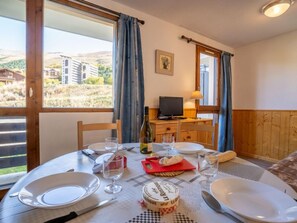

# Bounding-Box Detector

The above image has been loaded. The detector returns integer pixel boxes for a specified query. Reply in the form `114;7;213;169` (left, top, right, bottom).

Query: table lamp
190;90;203;119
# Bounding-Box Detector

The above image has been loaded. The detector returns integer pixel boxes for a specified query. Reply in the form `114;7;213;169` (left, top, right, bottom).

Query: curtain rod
181;35;234;57
72;0;145;24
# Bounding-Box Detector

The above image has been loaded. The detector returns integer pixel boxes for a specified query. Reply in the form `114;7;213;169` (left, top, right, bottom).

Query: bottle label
140;142;152;154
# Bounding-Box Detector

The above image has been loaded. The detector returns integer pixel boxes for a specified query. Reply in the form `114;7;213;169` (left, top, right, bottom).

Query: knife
81;149;97;161
44;198;116;223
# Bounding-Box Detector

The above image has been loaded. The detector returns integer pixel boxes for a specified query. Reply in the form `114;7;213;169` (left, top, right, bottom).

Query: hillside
0;50;112;70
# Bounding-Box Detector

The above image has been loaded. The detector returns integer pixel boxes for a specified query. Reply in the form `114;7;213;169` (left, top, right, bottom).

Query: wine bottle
140;106;153;154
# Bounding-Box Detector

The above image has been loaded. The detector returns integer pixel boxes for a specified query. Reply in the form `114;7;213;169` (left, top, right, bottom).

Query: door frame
26;0;43;170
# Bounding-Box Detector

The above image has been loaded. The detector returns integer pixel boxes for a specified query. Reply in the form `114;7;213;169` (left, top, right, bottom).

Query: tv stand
150;118;213;143
158;116;186;120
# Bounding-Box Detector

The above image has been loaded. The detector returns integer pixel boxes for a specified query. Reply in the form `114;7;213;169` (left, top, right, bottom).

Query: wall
40;0;234;163
233;30;297;160
233;30;297;110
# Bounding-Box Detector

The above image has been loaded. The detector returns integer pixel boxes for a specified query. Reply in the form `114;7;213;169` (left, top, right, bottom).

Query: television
158;96;184;119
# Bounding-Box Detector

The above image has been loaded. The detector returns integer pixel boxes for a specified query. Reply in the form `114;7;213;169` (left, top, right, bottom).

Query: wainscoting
149;108;297;162
233;110;297;162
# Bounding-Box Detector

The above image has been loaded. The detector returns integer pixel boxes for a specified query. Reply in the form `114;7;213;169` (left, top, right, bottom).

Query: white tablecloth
1;143;296;223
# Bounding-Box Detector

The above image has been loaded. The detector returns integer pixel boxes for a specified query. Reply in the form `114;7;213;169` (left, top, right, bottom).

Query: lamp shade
190;90;203;99
262;0;293;17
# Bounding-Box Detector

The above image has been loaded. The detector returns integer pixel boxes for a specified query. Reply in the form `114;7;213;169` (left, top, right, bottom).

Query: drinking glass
103;154;124;194
197;152;218;190
105;137;118;153
162;134;175;155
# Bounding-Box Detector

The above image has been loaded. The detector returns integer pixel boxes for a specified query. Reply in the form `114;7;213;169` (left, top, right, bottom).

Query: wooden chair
177;121;218;150
77;120;122;150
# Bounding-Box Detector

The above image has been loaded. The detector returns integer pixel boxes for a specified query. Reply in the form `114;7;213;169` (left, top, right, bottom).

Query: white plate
211;178;297;222
88;142;123;152
18;172;100;209
174;142;204;154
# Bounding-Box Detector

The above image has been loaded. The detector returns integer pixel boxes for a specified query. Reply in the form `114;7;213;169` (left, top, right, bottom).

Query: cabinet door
179;131;197;142
197;121;213;146
155;124;177;135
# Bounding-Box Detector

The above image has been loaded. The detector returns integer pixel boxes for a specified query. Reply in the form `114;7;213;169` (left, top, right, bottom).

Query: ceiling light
261;0;294;17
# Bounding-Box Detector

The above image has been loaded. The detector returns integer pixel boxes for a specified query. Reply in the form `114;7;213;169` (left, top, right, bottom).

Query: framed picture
155;50;174;75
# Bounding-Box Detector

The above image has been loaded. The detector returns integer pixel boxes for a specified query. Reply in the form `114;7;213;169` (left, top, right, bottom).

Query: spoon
201;190;244;223
9;168;75;198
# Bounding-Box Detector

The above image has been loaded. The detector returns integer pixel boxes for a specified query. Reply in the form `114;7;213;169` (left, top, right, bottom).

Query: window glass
200;53;218;106
43;1;115;108
0;1;26;107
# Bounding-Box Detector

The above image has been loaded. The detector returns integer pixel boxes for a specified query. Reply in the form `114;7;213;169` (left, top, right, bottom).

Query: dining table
1;142;297;223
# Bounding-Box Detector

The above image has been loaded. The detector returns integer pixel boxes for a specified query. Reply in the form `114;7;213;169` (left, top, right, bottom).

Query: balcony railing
0;117;27;188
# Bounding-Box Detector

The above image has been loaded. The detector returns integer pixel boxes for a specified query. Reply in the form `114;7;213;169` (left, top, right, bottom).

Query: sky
0;17;112;54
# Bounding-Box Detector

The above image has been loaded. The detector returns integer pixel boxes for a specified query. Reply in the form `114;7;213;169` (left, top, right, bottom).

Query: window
196;46;221;114
43;1;115;108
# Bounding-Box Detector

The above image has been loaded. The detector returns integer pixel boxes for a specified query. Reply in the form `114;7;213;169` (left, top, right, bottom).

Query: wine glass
162;134;175;155
103;154;124;194
197;152;218;191
105;137;118;153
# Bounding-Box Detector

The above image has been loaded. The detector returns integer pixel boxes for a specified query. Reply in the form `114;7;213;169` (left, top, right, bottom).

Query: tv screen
159;96;183;117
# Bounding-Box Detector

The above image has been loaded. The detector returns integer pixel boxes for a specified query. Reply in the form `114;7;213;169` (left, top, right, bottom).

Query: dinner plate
211;178;297;222
18;172;100;209
174;142;204;154
88;142;123;152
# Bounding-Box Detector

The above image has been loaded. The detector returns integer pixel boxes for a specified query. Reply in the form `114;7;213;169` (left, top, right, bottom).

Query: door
0;0;40;188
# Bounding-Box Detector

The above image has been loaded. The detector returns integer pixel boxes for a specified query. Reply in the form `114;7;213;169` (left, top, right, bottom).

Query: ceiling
111;0;297;48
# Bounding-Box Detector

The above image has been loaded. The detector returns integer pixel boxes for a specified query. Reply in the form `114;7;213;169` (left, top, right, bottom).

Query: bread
217;151;237;163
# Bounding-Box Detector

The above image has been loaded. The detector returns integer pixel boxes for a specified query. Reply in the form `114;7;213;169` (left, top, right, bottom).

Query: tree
83;76;104;85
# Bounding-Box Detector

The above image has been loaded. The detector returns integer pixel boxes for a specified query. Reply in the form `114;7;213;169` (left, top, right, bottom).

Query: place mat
141;159;195;174
219;161;265;181
153;171;184;177
126;210;161;223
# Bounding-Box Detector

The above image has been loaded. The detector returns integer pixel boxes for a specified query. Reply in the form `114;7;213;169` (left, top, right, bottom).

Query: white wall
40;0;234;162
233;30;297;110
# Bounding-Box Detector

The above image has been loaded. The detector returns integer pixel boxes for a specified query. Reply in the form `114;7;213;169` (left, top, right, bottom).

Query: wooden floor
239;155;275;170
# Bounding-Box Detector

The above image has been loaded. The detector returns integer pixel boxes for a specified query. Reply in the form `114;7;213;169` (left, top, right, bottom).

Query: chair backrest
177;121;218;150
77;120;122;150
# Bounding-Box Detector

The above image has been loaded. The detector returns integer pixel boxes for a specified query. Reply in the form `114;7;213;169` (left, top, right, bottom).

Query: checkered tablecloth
1;144;296;223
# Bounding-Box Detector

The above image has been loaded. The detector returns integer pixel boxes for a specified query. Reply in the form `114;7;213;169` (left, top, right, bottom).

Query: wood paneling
233;110;297;162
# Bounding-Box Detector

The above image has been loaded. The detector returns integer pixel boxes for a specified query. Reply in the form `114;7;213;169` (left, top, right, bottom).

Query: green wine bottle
140;106;153;154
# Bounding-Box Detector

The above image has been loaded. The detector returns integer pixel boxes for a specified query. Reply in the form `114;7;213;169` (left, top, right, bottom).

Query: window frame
195;45;221;114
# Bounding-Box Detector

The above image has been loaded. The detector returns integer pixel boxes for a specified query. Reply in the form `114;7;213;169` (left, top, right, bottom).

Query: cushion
268;151;297;192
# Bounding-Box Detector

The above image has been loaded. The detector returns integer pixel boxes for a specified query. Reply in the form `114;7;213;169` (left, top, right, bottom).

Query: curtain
113;14;144;143
218;52;233;152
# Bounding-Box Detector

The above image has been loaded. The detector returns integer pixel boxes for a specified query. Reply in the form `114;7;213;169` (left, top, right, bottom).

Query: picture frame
155;50;174;75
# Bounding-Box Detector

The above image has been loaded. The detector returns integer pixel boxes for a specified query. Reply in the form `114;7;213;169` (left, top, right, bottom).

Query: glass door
0;0;28;188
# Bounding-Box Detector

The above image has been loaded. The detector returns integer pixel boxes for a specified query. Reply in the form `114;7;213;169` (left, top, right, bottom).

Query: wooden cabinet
150;119;212;143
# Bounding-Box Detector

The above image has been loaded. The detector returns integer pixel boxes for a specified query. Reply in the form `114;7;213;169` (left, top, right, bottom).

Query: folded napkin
217;151;237;163
159;155;184;166
92;153;127;174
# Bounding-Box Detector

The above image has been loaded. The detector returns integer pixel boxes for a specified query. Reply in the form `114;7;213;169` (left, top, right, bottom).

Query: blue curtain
218;52;233;152
113;14;144;143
